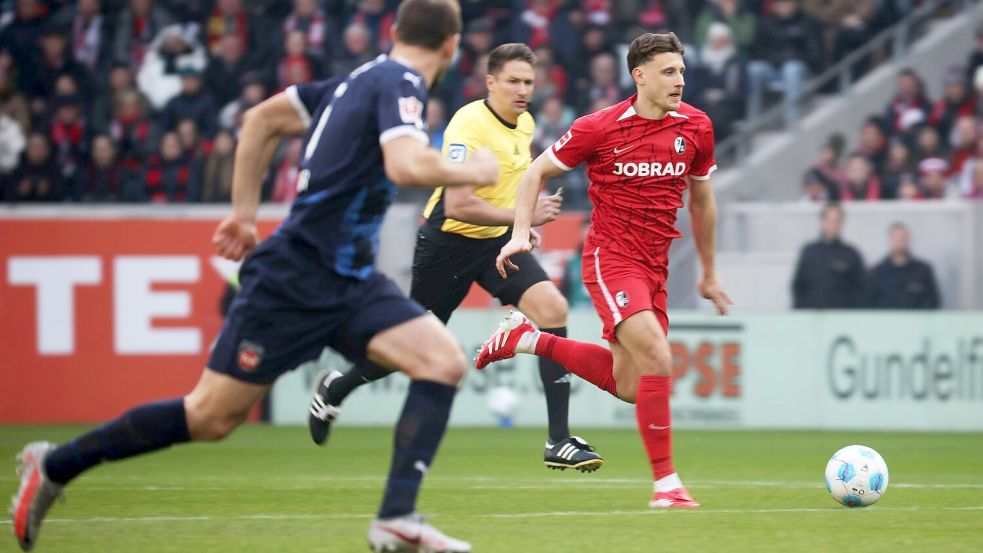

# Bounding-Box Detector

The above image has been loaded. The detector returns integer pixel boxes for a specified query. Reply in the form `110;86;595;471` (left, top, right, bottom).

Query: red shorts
581;243;668;342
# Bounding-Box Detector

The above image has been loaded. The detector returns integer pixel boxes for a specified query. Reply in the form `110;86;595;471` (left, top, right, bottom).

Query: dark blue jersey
279;55;429;279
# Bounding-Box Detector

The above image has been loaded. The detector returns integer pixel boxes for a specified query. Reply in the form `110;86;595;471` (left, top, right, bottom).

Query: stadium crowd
0;0;929;206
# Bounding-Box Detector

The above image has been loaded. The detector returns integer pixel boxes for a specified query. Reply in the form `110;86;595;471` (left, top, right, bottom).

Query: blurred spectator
279;29;320;89
866;223;940;309
948;115;977;175
966;160;983;199
144;131;201;202
0;0;48;79
957;135;983;197
458;53;489;107
791;203;865;309
113;0;175;70
917;157;953;199
109;89;155;168
840;153;880;201
161;66;217;136
0;63;30;133
283;0;333;60
688;22;745;139
912;125;945;165
884;68;931;136
457;18;495;82
896;173;921;200
805;1;879;72
857;116;889;175
269;137;303;203
77;134;120;201
25;24;93;108
176;118;209;161
218;76;266;135
205;32;260;107
578;52;621;113
880;139;913;200
965;24;983;89
693;0;756;54
512;0;554;50
0;105;26;174
3;132;64;202
200;130;235;203
53;0;111;75
530;46;567;105
165;0;212;24
747;0;823;126
137;23;207;110
801;133;845;202
348;0;394;54
91;63;139;132
331;22;374;79
47;94;88;194
547;2;587;73
426;98;447;151
533;96;574;155
929;65;974;143
205;0;275;68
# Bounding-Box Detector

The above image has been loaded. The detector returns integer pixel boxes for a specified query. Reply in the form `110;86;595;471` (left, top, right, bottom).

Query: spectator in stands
426;98;447;151
530;46;567;107
137;24;207;110
109;89;155;169
205;0;275;68
205;32;260;108
26;24;93;109
801;133;845;202
966;160;983;199
884;68;931;136
917;157;953;199
0;104;26;175
218;75;266;135
512;0;554;50
578;52;622;113
912;125;946;165
866;223;940;309
176;118;209;161
161;66;217;136
269;137;303;204
47;94;88;196
533;96;574;156
689;22;745;139
348;0;394;54
857;116;889;175
791;203;865;309
930;65;974;143
200;130;235;203
279;29;321;89
0;63;30;134
283;0;333;61
53;0;111;76
957;134;983;197
3;132;64;202
113;0;174;70
880;138;913;200
693;0;756;55
964;24;983;89
165;0;212;24
897;173;921;200
948;115;977;175
0;0;48;80
77;134;120;202
806;1;881;72
840;153;880;201
144;131;200;202
747;0;823;126
331;22;374;79
91;63;138;133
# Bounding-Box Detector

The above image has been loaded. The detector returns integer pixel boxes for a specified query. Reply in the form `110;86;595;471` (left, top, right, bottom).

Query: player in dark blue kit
9;1;495;552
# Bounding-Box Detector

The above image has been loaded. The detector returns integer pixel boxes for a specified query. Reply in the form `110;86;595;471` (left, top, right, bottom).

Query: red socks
535;333;619;398
636;375;675;480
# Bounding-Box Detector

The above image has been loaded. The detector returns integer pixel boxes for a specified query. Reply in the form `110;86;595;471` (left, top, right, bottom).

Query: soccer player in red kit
475;32;732;508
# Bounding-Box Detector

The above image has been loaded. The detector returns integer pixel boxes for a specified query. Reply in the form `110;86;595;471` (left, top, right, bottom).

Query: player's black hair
487;43;536;75
394;0;462;51
626;32;684;72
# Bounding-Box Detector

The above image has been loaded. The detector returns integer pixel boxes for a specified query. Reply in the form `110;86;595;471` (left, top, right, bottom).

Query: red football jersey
547;96;716;265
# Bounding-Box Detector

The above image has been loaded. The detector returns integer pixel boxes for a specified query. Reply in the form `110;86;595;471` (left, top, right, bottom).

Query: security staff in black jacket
866;222;940;309
792;203;865;308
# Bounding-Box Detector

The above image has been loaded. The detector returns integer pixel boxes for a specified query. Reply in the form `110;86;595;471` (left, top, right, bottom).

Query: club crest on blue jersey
237;340;265;372
674;136;686;154
399;96;424;127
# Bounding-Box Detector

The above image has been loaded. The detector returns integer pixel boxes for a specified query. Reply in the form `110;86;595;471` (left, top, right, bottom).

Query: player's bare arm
213;93;308;261
495;152;568;277
688;175;732;314
444;185;562;228
381;137;498;188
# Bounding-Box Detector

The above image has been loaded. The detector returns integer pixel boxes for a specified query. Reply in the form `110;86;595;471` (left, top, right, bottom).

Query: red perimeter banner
0;212;586;423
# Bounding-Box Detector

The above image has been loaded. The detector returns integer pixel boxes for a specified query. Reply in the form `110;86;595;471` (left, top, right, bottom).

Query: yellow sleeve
441;108;484;163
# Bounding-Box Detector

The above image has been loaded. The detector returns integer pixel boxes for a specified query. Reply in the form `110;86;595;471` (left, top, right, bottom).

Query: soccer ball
824;445;889;508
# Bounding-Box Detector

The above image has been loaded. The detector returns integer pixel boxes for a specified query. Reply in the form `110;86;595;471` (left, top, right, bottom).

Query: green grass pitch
2;425;982;552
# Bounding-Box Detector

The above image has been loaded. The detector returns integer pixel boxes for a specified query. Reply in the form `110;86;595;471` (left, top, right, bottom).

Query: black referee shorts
410;223;550;324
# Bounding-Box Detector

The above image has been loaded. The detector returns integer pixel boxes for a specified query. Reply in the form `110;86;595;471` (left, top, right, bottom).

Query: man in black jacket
792;203;865;308
866;223;941;309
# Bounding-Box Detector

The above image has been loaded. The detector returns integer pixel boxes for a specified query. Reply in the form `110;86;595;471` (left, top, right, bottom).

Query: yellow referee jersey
422;99;534;239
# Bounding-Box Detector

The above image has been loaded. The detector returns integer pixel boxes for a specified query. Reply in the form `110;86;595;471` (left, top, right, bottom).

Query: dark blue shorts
208;235;426;384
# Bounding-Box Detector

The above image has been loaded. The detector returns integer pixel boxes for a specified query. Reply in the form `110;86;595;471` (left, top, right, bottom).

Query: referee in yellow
309;43;603;472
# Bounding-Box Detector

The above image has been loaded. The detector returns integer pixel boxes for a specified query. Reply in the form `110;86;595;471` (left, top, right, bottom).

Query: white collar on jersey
616;105;689;121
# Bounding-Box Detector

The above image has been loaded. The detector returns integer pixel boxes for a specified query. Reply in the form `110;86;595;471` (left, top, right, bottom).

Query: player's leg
614;308;699;509
308;228;476;446
339;275;470;552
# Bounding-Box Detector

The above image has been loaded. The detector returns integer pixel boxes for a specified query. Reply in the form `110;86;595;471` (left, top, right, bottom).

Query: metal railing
715;0;979;167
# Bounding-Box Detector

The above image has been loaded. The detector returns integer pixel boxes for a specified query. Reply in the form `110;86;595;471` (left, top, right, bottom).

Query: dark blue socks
44;398;191;485
378;380;456;518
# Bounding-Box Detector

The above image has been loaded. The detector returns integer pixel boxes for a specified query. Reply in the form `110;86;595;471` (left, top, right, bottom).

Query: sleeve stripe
689;164;718;181
285;85;312;127
379;125;429;145
546;147;573;172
